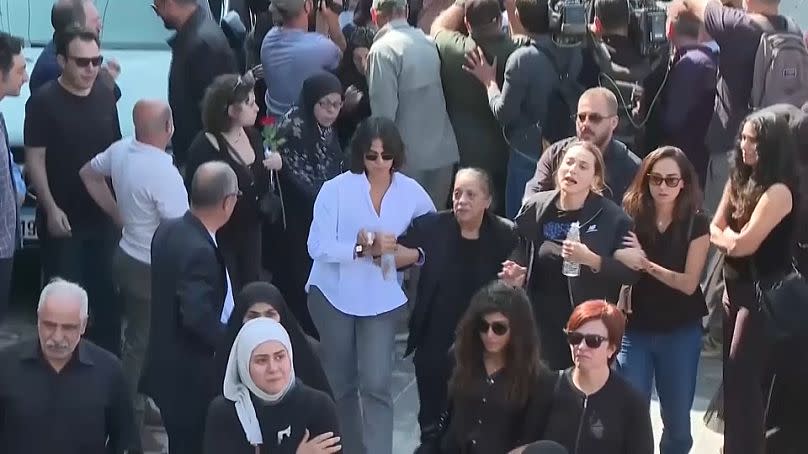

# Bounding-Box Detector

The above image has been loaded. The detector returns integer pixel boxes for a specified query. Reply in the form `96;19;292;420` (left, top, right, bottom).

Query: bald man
524;88;641;206
141;161;237;454
79;99;189;436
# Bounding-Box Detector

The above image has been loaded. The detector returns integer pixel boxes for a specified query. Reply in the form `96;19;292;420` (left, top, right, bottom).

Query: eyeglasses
647;173;682;187
228;71;255;109
317;99;344;110
226;190;243;199
575;112;613;124
478;320;509;336
565;330;608;348
364;152;394;161
68;55;103;68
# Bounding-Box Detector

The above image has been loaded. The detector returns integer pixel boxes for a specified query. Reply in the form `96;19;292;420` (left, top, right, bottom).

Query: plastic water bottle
562;222;581;277
381;253;397;281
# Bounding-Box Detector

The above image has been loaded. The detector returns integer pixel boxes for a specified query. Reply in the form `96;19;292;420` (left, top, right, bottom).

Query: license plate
19;209;37;241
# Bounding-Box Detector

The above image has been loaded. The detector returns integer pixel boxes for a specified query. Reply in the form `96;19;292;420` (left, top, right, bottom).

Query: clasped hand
356;229;397;257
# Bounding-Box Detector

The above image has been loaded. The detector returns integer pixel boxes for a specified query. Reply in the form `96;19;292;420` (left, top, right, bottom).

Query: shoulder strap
532;41;566;79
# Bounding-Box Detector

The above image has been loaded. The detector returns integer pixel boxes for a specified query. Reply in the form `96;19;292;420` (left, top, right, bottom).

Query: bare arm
727;184;793;257
394;246;422;269
320;9;347;52
709;181;732;249
430;3;465;37
25;147;56;213
505;0;526;36
645;234;710;295
79;162;122;226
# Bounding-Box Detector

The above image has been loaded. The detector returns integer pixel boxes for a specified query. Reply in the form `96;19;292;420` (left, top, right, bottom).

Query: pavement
2;315;723;454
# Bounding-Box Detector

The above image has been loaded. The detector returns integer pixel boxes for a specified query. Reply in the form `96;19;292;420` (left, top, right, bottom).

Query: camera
548;0;668;56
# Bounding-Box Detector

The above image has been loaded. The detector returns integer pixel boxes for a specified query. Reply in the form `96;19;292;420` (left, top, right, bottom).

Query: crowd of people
0;0;807;453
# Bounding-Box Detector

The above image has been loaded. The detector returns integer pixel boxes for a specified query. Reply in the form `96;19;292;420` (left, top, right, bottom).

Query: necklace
222;128;244;144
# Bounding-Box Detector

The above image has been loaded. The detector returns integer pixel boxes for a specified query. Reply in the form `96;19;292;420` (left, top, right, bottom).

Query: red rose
260;116;276;127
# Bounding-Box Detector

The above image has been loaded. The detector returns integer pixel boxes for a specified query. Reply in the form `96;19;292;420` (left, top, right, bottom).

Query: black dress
203;381;339;454
185;129;270;293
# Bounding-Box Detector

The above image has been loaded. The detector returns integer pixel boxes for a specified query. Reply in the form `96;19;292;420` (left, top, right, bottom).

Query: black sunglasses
647;173;682;188
565;330;608;348
365;152;394;161
575;112;611;124
68;55;103;68
478;320;509;336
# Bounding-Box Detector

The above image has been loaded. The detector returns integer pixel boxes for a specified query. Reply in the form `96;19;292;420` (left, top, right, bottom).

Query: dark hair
348;117;406;173
566;300;626;365
54;26;99;57
353;0;373;26
51;0;86;34
0;33;23;79
450;281;543;406
514;0;550;35
464;0;502;30
337;27;375;88
202;73;256;133
622;146;702;247
728;110;797;225
594;0;629;33
190;161;238;208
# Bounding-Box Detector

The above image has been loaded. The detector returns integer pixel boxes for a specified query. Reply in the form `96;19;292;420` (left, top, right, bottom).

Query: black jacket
524;137;641;206
512;190;637;370
203;381;339;454
168;6;237;166
514;190;638;305
543;369;653;454
140;211;228;417
399;210;519;357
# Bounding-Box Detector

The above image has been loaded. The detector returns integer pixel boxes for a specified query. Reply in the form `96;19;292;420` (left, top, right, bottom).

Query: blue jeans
505;148;539;219
617;321;702;454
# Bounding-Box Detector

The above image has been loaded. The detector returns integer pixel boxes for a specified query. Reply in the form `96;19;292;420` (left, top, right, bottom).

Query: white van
1;0;176;248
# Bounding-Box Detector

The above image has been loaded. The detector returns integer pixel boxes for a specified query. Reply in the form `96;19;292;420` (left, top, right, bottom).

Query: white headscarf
223;318;296;446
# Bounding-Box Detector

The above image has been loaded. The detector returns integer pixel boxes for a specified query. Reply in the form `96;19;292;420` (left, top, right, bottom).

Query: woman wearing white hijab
203;318;341;453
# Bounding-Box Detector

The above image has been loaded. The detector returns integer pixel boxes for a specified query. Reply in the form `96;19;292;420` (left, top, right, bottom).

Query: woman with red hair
541;300;653;454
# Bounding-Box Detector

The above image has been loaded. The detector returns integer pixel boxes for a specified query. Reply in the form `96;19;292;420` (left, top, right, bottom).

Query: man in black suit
139;161;239;454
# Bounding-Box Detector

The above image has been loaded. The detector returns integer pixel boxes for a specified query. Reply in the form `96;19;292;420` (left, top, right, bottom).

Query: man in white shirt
79;99;189;435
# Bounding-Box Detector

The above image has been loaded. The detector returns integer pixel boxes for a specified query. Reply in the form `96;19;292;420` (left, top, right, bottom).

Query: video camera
548;0;668;57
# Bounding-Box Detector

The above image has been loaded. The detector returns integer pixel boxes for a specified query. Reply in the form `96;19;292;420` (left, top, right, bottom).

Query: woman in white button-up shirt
306;117;435;454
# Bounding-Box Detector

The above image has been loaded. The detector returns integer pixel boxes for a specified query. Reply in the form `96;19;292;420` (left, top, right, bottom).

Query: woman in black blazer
397;168;519;442
500;141;638;371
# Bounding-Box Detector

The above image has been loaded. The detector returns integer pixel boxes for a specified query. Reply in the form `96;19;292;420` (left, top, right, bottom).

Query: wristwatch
354;243;366;258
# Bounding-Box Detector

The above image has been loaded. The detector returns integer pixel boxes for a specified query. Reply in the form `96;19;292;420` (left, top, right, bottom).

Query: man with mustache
523;87;641;206
0;279;140;454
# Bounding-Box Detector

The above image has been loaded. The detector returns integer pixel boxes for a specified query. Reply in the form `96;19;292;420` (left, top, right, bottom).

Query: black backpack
534;43;583;147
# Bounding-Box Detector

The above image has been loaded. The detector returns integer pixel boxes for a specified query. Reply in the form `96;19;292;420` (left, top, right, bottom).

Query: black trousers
0;256;13;324
40;223;120;356
413;346;453;433
160;400;208;454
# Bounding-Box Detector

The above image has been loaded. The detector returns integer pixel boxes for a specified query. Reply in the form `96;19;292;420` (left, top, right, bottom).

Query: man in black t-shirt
24;27;122;356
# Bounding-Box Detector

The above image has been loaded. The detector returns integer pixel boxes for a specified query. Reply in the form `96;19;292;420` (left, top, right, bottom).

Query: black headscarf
276;72;344;200
215;282;333;399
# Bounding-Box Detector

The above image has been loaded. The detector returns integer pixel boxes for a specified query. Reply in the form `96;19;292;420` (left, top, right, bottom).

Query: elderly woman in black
213;282;332;399
441;281;556;454
396;168;518;443
500;140;637;371
203;318;341;454
265;72;345;336
185;71;283;292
